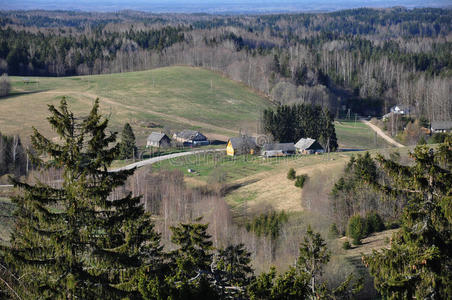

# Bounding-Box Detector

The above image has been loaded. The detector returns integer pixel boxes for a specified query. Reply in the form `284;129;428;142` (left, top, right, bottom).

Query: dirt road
361;119;404;148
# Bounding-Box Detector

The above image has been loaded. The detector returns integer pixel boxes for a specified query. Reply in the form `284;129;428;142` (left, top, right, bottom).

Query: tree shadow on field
222;178;261;195
0;89;50;100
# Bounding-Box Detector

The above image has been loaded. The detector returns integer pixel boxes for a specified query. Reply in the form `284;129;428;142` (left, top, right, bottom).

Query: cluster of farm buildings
146;130;324;157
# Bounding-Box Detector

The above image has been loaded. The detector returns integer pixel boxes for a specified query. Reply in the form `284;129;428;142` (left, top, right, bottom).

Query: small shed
295;138;324;154
431;121;452;133
227;136;258;156
173;130;209;146
146;132;171;148
261;143;295;157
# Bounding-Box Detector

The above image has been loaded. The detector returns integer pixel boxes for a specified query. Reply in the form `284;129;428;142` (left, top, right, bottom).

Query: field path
38;90;238;139
361;119;404;148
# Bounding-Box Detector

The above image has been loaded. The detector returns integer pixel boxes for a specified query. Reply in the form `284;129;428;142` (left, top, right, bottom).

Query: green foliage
1;98;162;299
430;132;450;144
216;244;254;288
330;152;399;234
119;122;137;160
295;174;308;188
347;215;366;245
363;139;452;299
342;241;352;250
263;103;338;151
245;211;288;240
287;167;296;180
365;212;385;234
328;223;340;239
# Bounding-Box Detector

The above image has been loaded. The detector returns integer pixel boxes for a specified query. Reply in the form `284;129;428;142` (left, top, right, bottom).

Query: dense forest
0;8;451;121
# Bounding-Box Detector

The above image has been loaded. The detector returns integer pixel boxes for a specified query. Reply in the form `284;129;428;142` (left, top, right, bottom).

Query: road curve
111;148;226;172
361;119;404;148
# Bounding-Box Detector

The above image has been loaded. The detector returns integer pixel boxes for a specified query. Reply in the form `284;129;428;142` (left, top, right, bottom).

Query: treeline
1;9;451;121
263;104;338;151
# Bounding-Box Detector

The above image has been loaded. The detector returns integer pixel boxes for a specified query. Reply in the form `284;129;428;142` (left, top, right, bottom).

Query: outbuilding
226;136;258;156
261;143;296;157
146;132;171;148
295;138;324;154
173;130;209;146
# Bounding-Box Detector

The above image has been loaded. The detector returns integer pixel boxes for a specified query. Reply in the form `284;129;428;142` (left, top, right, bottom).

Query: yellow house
226;136;258;156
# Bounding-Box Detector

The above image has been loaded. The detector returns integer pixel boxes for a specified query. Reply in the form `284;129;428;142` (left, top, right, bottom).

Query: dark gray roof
147;132;168;142
175;130;206;140
295;138;323;150
431;121;452;130
262;143;295;152
229;136;257;149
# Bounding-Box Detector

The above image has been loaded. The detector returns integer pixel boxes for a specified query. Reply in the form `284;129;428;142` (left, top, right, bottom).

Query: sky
1;0;451;13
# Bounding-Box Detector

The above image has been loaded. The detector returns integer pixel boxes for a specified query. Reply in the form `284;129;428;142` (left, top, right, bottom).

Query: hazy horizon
1;0;450;14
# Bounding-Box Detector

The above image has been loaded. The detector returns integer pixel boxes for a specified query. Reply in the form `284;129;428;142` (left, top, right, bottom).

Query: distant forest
0;8;451;121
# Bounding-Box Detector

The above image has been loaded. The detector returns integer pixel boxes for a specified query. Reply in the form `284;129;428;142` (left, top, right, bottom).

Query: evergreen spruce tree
363;139;452;299
216;244;254;288
119;123;137;160
2;98;162;299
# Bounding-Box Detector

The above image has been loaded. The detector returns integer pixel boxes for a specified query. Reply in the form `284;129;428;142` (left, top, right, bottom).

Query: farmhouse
227;136;258;156
295;138;324;154
261;143;295;157
173;130;209;146
390;105;412;115
146;132;171;148
431;121;452;133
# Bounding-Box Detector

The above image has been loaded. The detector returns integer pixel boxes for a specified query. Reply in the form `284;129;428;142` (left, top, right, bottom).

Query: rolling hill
1;66;393;150
1;66;271;144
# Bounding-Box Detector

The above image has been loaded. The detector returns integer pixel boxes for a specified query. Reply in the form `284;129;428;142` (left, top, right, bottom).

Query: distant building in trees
226;136;258;156
295;138;324;154
261;143;295;157
173;130;209;146
390;105;412;115
431;121;452;133
146;132;171;148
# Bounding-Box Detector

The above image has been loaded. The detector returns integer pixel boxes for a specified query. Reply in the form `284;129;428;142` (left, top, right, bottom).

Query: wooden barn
226;136;258;156
173;130;209;146
261;143;296;157
295;138;324;154
146;132;171;148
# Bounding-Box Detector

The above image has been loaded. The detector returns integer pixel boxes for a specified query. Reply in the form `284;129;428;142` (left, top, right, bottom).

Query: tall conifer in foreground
119;123;137;160
3;98;162;299
363;139;452;299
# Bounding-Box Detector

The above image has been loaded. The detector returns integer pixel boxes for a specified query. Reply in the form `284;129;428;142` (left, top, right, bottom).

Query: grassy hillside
1;66;271;144
335;120;393;149
1;66;395;151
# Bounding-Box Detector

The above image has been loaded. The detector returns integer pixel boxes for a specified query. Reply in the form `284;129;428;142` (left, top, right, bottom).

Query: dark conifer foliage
263;104;338;151
362;139;452;299
119;122;137;160
2;98;162;299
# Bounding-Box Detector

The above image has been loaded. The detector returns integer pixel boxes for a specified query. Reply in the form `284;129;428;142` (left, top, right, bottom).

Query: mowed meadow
0;66;271;143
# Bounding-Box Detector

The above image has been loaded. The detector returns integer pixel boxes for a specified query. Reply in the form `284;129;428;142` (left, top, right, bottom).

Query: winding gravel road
111;148;226;172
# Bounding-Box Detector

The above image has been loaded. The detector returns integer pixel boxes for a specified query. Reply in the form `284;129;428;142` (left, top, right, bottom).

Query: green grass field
1;66;393;151
335;120;393;149
1;66;271;144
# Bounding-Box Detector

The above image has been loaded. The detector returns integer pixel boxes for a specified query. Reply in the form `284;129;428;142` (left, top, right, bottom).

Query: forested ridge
0;8;451;122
